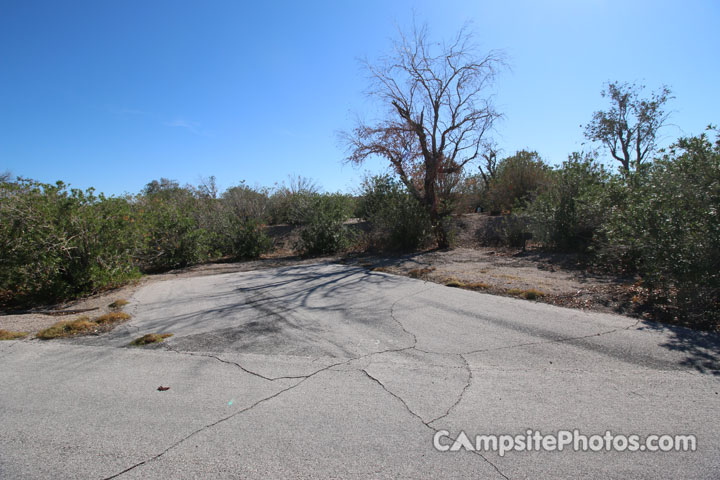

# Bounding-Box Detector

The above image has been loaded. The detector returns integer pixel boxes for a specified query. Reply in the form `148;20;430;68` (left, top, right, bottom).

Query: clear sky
1;0;718;196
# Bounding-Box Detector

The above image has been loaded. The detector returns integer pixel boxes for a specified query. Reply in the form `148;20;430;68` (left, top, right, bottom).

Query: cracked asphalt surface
1;263;719;479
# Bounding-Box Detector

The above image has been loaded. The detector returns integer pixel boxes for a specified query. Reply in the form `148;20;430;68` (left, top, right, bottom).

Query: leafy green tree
142;177;181;195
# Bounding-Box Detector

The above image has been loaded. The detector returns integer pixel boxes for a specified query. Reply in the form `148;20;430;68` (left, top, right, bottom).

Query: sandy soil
342;246;640;315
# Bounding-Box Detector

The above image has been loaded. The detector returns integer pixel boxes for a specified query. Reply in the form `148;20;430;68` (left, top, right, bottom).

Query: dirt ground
340;213;644;319
0;213;649;336
344;247;640;314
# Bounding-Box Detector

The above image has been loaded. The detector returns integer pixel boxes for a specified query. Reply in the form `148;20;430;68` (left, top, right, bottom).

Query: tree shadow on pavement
638;321;720;376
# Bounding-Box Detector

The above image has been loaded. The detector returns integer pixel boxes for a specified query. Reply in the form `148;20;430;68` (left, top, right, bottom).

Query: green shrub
222;182;271;223
229;219;272;259
267;175;320;225
597;128;720;325
525;153;612;251
136;182;216;270
297;195;353;255
500;214;532;248
357;175;431;251
0;179;141;306
485;150;551;213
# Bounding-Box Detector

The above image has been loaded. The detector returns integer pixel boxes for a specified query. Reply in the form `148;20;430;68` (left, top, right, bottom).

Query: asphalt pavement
1;263;718;479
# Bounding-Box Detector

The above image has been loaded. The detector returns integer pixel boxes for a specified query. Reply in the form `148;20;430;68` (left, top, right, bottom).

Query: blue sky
1;0;718;196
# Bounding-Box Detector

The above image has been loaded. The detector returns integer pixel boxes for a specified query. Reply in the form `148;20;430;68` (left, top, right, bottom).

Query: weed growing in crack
108;299;129;309
129;333;173;346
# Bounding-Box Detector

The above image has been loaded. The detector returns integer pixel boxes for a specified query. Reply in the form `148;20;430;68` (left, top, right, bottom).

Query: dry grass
108;299;129;310
94;312;131;325
444;278;465;288
37;312;132;339
444;278;490;290
497;274;522;281
129;333;173;346
506;288;545;300
36;317;97;339
371;266;393;273
0;329;29;340
408;267;435;278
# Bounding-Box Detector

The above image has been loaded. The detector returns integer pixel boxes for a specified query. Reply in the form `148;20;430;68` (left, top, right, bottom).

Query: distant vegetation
0;174;353;307
500;128;719;327
1;88;717;328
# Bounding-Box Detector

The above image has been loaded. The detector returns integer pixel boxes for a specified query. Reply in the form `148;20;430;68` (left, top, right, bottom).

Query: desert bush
136;182;217;270
597;128;720;324
485;150;551;213
0;174;278;306
268;189;316;225
228;218;272;259
357;175;432;251
525;153;612;251
222;182;271;222
267;175;320;225
453;173;486;213
0;179;141;306
499;214;533;248
297;195;353;255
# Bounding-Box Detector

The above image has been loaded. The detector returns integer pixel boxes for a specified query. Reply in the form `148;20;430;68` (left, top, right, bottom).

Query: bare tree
478;143;500;189
584;81;672;174
282;174;320;196
197;175;219;199
344;24;504;248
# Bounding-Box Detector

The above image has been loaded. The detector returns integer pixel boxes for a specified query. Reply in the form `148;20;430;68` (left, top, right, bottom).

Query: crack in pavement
427;353;473;425
102;280;645;479
103;376;307;479
458;318;644;356
387;285;435;349
103;344;416;479
163;344;309;382
361;368;510;480
102;281;436;477
385;284;645;361
0;340;21;360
